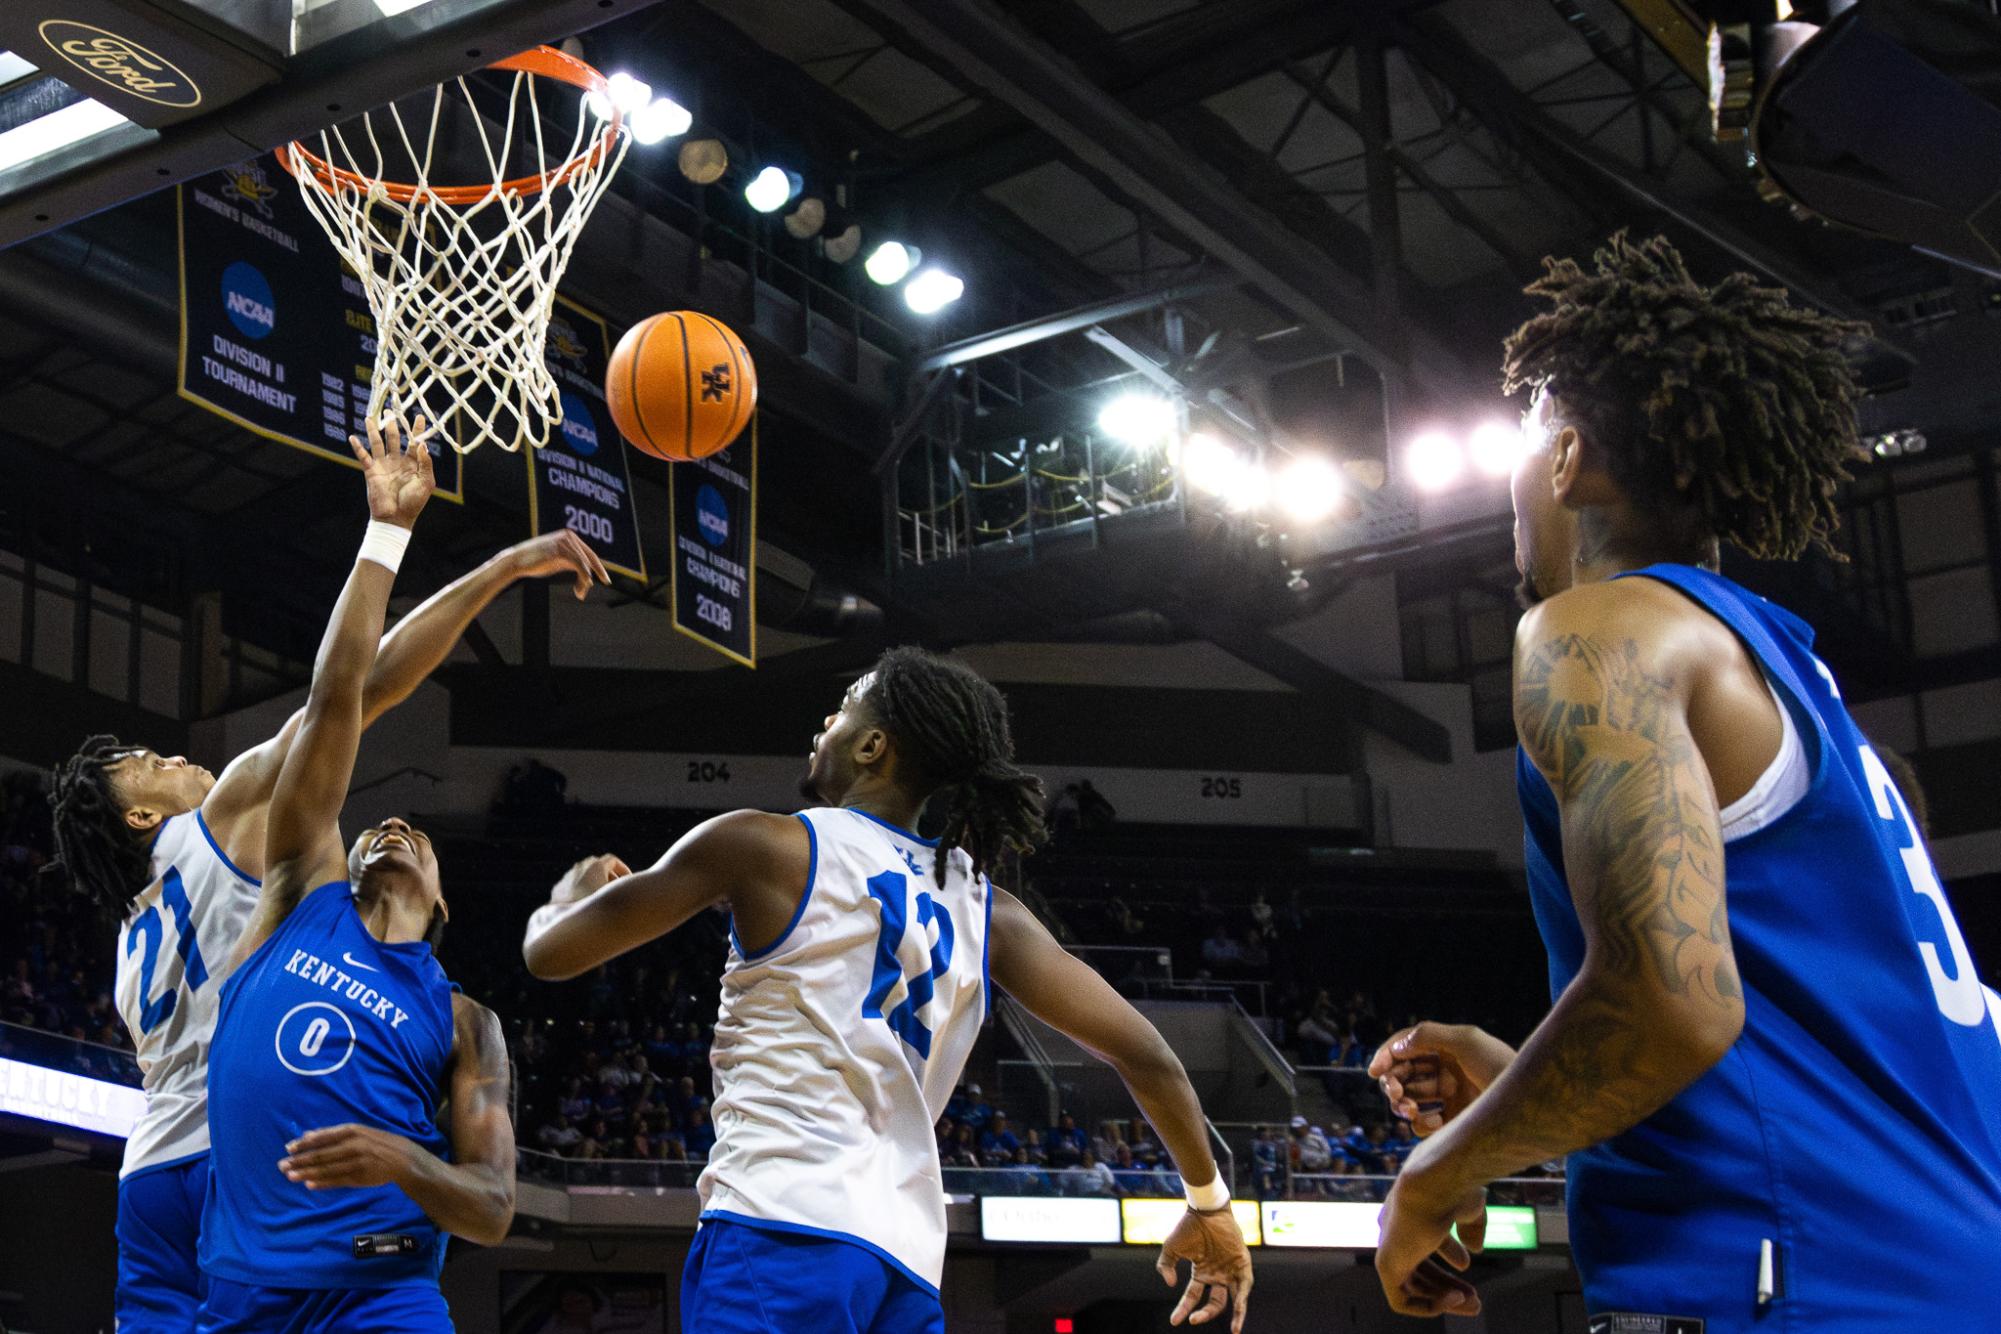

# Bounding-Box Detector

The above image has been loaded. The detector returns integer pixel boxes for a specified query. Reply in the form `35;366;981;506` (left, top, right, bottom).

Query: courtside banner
525;299;645;581
980;1196;1122;1244
669;414;756;667
176;156;463;501
0;1056;143;1138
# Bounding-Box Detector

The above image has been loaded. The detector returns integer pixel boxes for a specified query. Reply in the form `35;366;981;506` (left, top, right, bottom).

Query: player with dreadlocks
46;415;609;1334
523;647;1253;1334
1369;234;2001;1329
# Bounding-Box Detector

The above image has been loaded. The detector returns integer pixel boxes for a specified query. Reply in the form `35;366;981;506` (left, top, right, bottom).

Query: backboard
0;0;660;248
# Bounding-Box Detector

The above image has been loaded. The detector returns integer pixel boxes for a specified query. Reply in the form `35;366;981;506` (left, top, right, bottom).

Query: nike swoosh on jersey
341;951;379;973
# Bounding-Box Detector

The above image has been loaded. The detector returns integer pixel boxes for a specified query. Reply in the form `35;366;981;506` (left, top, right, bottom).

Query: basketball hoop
276;47;629;453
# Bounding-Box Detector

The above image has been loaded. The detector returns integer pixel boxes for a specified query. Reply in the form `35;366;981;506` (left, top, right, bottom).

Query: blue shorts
197;1277;453;1333
117;1153;210;1334
682;1217;944;1334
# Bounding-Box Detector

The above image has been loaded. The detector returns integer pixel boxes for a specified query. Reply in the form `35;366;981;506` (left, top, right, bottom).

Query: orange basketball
605;311;757;461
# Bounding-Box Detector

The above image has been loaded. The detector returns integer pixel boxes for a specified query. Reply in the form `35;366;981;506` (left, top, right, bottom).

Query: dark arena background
3;0;2000;1330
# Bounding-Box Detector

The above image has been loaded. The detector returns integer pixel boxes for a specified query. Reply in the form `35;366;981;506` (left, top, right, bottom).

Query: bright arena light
1405;430;1465;492
1224;463;1271;512
589;71;652;121
744;165;798;213
1096;393;1175;447
629;96;692;145
903;268;965;315
1180;432;1243;495
865;241;919;285
1278;456;1344;523
1468;419;1523;478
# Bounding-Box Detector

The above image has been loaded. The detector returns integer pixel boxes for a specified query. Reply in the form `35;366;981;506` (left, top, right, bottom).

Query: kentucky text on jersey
279;949;411;1028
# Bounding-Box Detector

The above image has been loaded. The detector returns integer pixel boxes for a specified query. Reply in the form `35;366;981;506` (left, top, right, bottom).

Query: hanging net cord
285;65;629;453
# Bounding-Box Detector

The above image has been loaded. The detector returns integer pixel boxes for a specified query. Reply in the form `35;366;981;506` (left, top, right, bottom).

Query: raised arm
279;995;516;1245
202;530;610;866
1374;588;1742;1317
228;417;434;970
990;888;1252;1333
521;811;807;982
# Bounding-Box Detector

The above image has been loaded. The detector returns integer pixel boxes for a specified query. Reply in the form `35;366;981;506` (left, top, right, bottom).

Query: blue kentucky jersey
201;881;456;1289
1519;564;2001;1332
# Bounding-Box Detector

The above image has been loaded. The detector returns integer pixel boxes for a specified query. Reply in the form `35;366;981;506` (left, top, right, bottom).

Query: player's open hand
1156;1205;1253;1332
280;1123;419;1190
503;530;612;600
1375;1168;1487;1318
552;853;632;906
351;412;436;529
1368;1022;1516;1137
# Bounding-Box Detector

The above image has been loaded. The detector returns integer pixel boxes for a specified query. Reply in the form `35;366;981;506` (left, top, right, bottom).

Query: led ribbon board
0;1055;144;1138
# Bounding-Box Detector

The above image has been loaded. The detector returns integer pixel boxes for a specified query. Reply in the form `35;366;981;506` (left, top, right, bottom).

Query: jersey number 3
863;870;955;1059
1858;745;1986;1027
126;868;210;1035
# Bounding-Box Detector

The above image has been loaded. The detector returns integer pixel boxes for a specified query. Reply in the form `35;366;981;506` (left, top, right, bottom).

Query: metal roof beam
914;277;1239;373
835;0;1467;385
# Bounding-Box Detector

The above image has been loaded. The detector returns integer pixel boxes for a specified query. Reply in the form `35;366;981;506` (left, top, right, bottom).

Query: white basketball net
283;59;629;453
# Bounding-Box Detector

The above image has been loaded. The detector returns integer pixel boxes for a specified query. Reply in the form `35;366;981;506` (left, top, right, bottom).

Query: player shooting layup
196;415;514;1330
47;416;608;1333
1369;236;2001;1329
524;648;1254;1333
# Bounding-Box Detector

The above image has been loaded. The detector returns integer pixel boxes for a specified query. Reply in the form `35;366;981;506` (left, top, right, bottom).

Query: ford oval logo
38;20;203;109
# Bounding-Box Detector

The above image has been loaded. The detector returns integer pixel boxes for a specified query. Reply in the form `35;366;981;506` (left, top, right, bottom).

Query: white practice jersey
698;807;992;1292
113;808;261;1176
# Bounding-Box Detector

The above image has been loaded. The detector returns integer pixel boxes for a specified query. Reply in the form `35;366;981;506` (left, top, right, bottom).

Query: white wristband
1184;1174;1230;1212
358;520;412;573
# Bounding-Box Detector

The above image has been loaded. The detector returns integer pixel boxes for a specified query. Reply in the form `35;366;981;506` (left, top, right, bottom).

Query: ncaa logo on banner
696;484;730;547
221;261;275;339
274;1002;356;1077
558;390;599;456
37;20;203;108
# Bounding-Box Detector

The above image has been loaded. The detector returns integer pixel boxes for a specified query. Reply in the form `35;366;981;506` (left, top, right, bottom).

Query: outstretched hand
1156;1206;1254;1333
351;413;436;529
503;529;613;600
552;853;632;906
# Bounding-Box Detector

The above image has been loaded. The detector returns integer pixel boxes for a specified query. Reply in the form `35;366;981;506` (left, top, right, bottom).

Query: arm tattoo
1517;633;1737;1007
1422;631;1744;1179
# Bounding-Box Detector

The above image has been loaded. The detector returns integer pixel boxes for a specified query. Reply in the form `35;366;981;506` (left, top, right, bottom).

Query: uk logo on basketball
700;364;731;402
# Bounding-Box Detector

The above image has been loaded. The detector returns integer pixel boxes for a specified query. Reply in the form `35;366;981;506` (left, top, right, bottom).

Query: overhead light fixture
1095;393;1175;447
903;268;965;315
744;165;798;213
1277;456;1344;523
371;0;438;15
629;95;691;146
0;96;129;175
1467;419;1523;478
1180;432;1243;496
1223;463;1270;512
864;240;918;285
823;221;864;264
677;138;728;185
1405;430;1464;492
587;71;652;122
783;195;827;239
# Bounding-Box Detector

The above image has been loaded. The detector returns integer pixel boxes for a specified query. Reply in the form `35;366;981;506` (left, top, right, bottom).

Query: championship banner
669;415;756;667
176;156;463;501
524;299;646;581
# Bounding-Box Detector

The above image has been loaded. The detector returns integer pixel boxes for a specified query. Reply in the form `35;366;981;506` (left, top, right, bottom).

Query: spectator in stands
1110;1142;1152;1195
958;1083;993;1131
1064;1149;1119;1198
1325;1157;1374;1203
1384;1119;1418;1167
1251;1127;1285;1199
502;757;570;814
1295;990;1342;1052
577;1118;612;1161
1249;892;1274;940
1201;927;1244;970
1048;784;1082;840
685;1106;716;1159
555;1077;588;1124
979;1111;1021;1160
1003;1147;1052;1196
1047;1111;1087;1166
1090;1119;1125;1165
1291;1116;1333;1177
1022;1128;1048;1165
538;1114;582;1153
945;1123;981;1168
